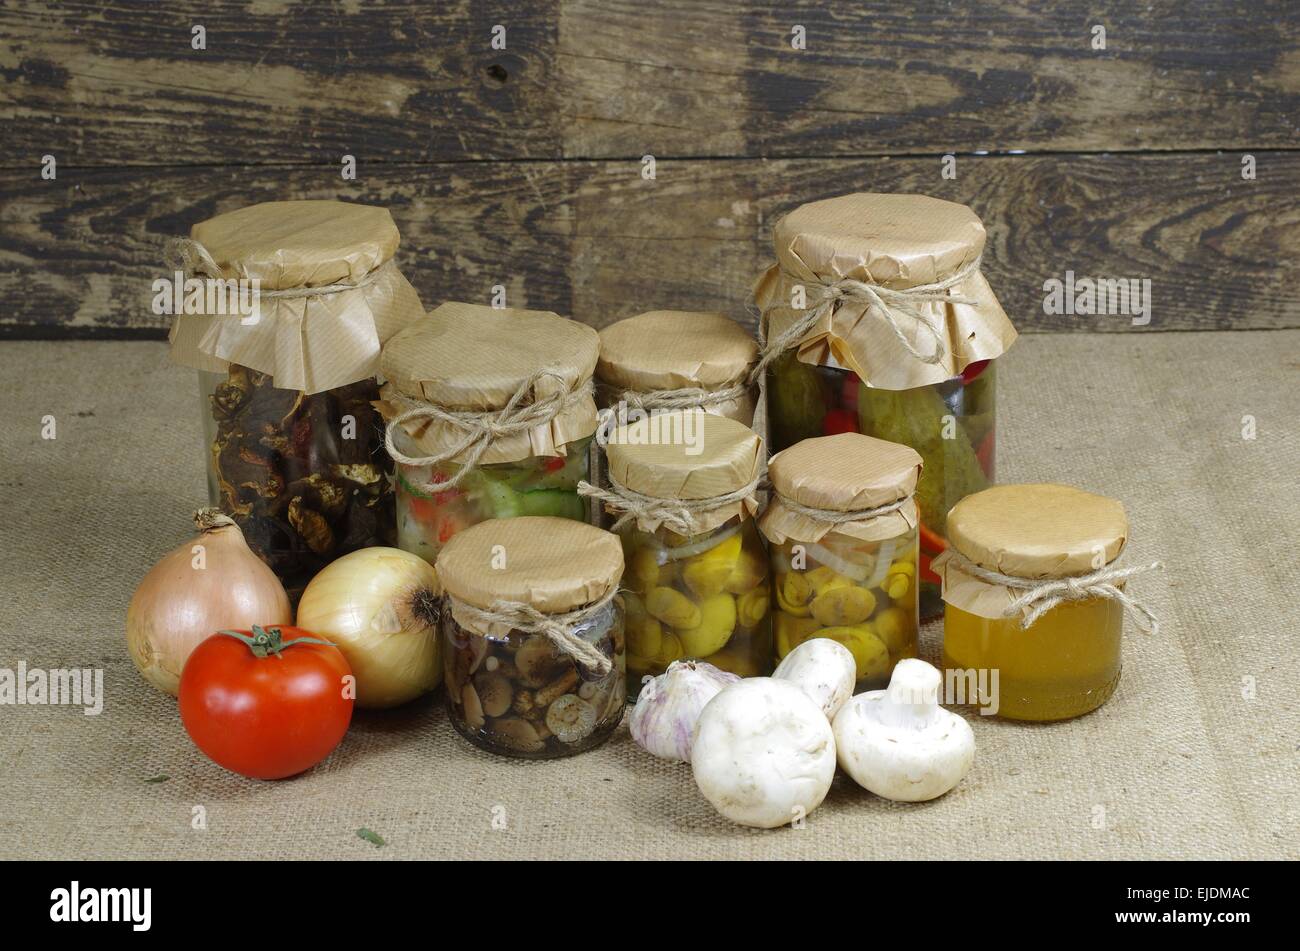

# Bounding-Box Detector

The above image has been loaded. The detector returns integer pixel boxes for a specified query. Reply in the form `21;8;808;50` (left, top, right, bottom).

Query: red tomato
822;409;859;436
179;625;353;780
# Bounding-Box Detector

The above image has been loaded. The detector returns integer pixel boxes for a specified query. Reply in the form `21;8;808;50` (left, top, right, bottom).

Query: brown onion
126;508;292;695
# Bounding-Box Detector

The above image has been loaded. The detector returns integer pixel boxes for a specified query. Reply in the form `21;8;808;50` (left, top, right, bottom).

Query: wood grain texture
3;152;1295;336
2;0;1297;165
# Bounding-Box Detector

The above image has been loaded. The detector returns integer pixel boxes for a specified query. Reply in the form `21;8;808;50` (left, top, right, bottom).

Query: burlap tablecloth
0;334;1295;861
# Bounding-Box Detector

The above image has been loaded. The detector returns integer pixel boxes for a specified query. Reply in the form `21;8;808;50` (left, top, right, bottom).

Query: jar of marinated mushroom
167;200;425;600
933;484;1161;721
581;410;770;697
596;310;759;426
759;433;924;691
378;303;600;565
753;193;1018;618
436;516;626;758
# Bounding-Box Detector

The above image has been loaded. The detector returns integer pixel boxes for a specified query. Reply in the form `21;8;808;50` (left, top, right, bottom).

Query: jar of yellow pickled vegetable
377;302;600;564
752;193;1019;618
759;433;924;690
933;484;1162;721
580;410;769;698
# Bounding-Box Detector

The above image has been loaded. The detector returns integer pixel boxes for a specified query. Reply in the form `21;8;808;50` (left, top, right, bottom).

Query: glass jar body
766;354;996;617
621;517;773;698
393;436;592;565
442;602;625;758
770;526;919;691
942;597;1122;721
199;366;395;601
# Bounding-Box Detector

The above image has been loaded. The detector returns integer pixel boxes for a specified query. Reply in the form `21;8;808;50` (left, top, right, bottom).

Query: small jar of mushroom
435;516;627;758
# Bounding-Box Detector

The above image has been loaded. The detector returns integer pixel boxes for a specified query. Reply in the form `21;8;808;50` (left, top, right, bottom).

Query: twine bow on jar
750;254;984;383
941;550;1164;634
384;368;593;490
449;590;618;676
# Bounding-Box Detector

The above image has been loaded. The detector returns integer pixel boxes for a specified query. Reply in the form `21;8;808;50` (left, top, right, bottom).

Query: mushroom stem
880;658;943;728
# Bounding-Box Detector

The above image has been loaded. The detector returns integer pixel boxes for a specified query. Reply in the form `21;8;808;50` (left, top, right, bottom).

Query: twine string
944;550;1163;634
450;590;617;676
617;379;751;413
384;370;591;489
577;472;763;536
775;492;910;525
750;254;984;383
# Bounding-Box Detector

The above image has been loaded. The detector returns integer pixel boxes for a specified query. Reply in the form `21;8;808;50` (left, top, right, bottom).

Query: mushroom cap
691;678;837;828
773;637;857;720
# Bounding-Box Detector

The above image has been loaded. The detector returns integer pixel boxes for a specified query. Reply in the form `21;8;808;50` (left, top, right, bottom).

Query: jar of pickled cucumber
581;410;770;697
167;200;425;599
933;484;1161;721
759;433;924;690
753;193;1018;618
436;516;626;758
596;310;759;426
377;302;600;564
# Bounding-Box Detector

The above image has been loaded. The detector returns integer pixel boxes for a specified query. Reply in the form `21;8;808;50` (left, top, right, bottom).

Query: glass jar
393;436;591;564
200;365;395;599
442;600;626;758
766;354;996;617
622;517;772;694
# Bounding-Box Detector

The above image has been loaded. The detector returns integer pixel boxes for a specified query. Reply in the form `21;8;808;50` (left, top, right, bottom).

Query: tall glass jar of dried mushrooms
933;484;1161;721
754;193;1018;618
580;410;770;697
167;200;425;600
436;516;626;758
377;303;600;564
760;433;924;691
596;310;759;426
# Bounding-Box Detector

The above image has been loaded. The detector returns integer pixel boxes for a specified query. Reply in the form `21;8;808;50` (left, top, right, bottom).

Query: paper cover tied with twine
377;302;600;467
760;433;922;546
596;311;758;424
753;193;1018;391
590;410;764;535
932;483;1162;631
167;200;424;395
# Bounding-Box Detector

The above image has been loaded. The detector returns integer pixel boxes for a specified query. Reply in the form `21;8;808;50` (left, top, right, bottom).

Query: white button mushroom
832;658;975;802
691;678;837;829
772;637;856;720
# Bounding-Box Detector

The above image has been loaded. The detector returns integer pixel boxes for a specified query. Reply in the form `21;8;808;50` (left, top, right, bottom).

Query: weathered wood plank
2;152;1295;335
3;0;1296;165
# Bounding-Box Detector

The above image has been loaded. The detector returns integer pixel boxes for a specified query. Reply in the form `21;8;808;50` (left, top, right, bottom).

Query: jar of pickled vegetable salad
933;484;1162;721
167;200;425;600
377;303;600;564
596;310;759;426
753;193;1018;618
437;517;626;758
760;433;924;690
580;410;770;697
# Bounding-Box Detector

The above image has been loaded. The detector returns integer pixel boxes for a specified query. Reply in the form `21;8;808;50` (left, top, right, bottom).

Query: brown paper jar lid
946;483;1129;579
760;433;922;544
190;200;400;290
597;311;758;391
753;192;1018;390
381;302;599;410
435;517;624;615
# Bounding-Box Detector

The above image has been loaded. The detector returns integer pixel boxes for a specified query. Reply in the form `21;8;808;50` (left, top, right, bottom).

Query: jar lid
946;483;1129;579
753;193;1018;390
435;516;624;616
603;410;763;534
190;200;400;291
760;433;922;545
597;311;757;392
378;303;600;465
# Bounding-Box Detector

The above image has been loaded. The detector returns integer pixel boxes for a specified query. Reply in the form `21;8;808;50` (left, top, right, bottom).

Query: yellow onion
295;547;442;708
127;509;292;695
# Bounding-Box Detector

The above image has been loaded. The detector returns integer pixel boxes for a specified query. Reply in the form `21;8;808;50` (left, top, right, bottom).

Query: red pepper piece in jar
960;359;990;385
974;430;995;478
541;456;567;473
822;409;859;436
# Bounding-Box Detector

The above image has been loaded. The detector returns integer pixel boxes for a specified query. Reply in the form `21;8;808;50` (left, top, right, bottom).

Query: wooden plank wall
1;0;1297;337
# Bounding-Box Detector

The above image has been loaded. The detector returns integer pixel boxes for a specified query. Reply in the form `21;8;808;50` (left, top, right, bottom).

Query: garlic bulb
295;547;442;708
629;660;740;761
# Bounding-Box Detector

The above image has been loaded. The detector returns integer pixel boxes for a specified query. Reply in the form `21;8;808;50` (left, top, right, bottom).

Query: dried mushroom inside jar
435;516;626;759
168;200;425;598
